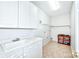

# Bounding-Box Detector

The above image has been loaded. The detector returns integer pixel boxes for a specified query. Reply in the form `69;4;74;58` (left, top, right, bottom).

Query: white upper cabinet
38;8;49;25
0;1;48;28
0;2;18;28
19;2;30;28
29;2;39;28
19;1;39;28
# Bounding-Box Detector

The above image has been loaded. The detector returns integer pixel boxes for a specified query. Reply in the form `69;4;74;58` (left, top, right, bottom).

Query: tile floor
43;40;73;58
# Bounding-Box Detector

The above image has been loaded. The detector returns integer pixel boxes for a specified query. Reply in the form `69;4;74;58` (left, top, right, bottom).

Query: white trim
71;46;77;58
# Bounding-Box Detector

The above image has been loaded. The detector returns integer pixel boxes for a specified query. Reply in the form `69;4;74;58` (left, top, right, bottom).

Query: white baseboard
71;47;79;58
76;52;79;58
71;49;77;58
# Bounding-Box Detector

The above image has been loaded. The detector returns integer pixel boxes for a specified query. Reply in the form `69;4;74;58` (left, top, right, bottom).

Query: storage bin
64;35;70;45
58;34;71;45
58;34;64;44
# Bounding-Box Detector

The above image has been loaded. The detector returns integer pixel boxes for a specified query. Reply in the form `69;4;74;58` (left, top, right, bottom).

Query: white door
0;2;18;28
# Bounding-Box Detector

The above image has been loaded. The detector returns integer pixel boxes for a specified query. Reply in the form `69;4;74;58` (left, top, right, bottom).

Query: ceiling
31;1;73;17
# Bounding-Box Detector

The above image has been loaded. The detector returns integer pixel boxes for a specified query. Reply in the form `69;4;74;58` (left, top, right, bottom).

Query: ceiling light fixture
48;0;60;11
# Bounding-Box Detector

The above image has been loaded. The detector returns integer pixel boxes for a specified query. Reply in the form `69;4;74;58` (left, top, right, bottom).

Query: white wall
75;1;79;54
50;14;70;42
76;1;79;53
51;14;70;26
36;18;51;46
70;2;75;51
51;27;70;41
38;25;50;45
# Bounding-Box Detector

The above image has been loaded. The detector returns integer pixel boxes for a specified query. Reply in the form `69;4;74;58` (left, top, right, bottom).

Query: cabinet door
19;2;39;28
0;2;18;28
19;1;30;28
38;8;49;25
29;2;39;28
24;41;42;58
